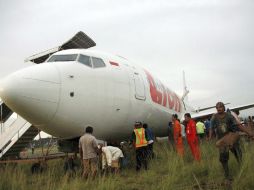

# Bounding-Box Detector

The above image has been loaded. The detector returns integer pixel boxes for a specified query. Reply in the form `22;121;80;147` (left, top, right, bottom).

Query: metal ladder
0;102;40;159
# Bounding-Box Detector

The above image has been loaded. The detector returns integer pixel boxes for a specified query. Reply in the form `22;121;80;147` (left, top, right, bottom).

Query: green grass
1;138;254;190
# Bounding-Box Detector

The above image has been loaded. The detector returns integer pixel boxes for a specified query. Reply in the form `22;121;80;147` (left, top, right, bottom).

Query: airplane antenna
181;70;189;101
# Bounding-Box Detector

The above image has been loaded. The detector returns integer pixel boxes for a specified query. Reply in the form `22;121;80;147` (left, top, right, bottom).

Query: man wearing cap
131;121;149;171
79;126;99;179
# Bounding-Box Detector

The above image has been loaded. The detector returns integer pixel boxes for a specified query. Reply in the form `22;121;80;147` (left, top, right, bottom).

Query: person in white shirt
99;145;124;173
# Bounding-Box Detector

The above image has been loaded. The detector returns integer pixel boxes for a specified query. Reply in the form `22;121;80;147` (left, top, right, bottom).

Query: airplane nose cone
0;63;61;125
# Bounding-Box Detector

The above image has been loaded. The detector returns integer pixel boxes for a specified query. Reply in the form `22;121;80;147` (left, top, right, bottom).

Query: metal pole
1;104;2;134
39;131;45;157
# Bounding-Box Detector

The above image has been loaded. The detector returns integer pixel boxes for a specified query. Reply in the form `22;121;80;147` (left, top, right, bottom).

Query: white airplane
0;32;253;148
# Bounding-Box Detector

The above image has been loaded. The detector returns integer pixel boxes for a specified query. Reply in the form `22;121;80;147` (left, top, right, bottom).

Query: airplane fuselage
0;49;184;141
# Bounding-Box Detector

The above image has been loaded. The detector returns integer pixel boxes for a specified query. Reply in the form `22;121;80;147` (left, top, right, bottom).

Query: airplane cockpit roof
25;31;135;67
49;49;131;67
46;50;107;69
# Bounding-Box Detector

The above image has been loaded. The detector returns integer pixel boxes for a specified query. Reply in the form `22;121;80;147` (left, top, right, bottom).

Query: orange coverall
186;119;201;161
173;120;184;156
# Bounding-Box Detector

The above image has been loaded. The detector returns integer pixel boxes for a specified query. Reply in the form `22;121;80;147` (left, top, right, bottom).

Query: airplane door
133;71;146;100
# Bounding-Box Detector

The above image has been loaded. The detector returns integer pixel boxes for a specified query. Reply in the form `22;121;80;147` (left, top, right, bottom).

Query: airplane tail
180;71;229;113
181;70;189;102
181;71;195;112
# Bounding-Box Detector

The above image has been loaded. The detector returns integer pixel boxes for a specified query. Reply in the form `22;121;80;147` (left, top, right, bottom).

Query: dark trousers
219;140;242;179
147;143;154;159
168;128;175;150
136;146;148;171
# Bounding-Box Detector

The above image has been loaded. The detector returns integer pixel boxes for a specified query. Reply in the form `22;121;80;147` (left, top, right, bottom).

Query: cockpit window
78;54;92;67
92;57;106;68
47;54;78;62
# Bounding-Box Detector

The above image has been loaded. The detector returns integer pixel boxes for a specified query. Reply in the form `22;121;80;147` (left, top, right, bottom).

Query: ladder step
1;124;39;159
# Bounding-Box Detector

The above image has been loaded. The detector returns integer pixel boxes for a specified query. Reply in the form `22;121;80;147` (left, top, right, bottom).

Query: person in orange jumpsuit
184;113;201;161
172;114;184;157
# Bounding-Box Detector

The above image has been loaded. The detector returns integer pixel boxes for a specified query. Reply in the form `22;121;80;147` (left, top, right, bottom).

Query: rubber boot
221;161;230;179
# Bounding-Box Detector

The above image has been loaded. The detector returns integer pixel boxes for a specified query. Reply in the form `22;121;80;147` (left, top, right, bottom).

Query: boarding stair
0;100;13;123
0;102;40;159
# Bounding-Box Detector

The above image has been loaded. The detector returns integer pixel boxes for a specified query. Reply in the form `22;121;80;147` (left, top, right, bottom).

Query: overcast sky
0;0;254;116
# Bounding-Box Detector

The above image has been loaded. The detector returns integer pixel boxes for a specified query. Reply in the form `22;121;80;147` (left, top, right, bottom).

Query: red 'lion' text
145;70;181;112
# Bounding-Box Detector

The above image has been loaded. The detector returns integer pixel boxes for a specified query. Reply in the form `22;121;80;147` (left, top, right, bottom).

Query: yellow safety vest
134;128;148;148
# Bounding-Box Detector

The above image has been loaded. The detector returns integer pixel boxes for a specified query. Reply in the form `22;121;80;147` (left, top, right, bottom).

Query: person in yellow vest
196;120;206;141
131;121;149;171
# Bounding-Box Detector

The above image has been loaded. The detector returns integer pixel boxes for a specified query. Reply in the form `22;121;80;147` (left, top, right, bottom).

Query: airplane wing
25;31;96;64
196;103;230;112
191;103;254;120
230;104;254;112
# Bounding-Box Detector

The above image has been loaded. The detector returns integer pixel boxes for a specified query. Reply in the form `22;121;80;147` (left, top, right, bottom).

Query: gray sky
1;0;254;116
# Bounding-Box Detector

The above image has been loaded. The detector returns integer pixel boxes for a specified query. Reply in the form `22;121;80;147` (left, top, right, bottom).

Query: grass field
0;138;254;190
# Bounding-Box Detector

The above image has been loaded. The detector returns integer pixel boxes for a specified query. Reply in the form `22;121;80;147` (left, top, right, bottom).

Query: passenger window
92;57;106;68
78;54;92;67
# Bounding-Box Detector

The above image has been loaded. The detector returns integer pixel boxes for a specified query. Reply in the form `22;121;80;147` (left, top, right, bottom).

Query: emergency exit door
133;72;146;100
